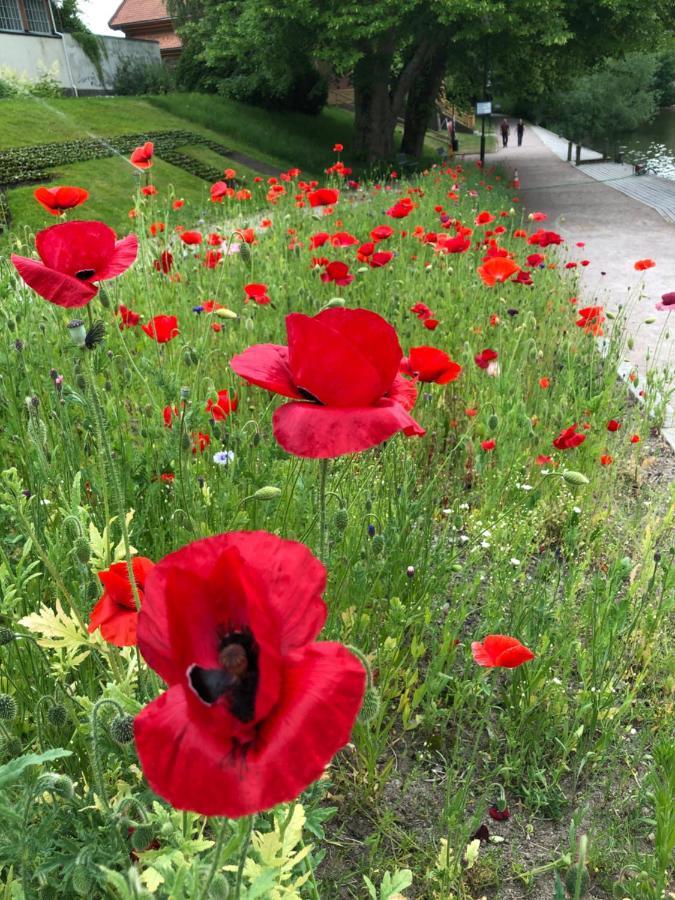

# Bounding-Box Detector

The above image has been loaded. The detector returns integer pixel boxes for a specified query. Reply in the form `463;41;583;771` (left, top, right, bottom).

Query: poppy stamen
188;630;258;722
75;268;96;280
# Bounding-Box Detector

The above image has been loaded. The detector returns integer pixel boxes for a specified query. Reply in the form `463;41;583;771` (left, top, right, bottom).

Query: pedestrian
517;119;525;146
500;119;510;148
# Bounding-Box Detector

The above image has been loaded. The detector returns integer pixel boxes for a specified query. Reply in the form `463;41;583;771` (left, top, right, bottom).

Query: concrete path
487;120;675;440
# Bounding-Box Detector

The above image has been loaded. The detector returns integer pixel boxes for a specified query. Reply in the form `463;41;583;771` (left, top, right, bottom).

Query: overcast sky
78;0;120;35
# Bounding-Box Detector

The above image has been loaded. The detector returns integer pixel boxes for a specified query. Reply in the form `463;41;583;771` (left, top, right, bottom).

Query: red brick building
0;0;55;34
108;0;182;64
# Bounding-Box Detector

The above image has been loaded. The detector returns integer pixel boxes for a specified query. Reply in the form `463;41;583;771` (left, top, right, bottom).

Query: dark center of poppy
297;386;322;404
188;630;258;722
75;268;96;280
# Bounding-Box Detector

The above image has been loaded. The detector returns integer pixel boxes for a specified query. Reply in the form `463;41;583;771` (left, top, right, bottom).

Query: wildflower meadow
0;142;673;900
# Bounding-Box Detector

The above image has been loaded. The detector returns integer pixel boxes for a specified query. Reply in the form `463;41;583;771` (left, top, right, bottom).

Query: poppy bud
0;627;15;646
71;864;94;896
47;703;68;728
130;824;156;852
86;580;99;602
238;241;251;266
214;308;238;319
0;694;17;720
208;874;229;898
104;380;112;392
644;317;655;325
488;414;499;430
359;686;381;723
182;348;196;366
0;736;22;759
37;772;74;799
365;498;372;512
253;485;282;501
627;337;634;350
67;320;87;348
564;864;590;897
181;432;191;451
74;537;90;564
245;317;255;331
109;714;135;744
98;291;111;309
372;534;385;555
333;508;349;531
562;470;589;486
324;297;346;309
75;374;87;390
7;319;15;331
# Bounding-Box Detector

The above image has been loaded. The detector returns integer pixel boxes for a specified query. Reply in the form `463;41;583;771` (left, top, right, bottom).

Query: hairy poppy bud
0;627;14;646
488;414;499;430
359;686;381;723
324;297;345;309
333;508;349;531
214;308;238;319
37;772;74;799
47;703;68;728
86;580;99;601
71;864;93;896
238;241;251;266
0;736;22;759
130;824;156;852
181;432;191;451
372;534;385;555
74;536;91;564
253;486;281;501
209;874;229;898
109;714;135;744
7;319;15;331
0;694;17;721
562;470;589;486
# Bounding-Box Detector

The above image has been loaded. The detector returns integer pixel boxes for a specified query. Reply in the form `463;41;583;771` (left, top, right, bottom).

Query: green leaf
0;749;72;790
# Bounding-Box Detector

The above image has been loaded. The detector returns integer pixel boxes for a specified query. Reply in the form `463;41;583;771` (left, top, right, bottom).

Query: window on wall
0;0;23;31
24;0;52;33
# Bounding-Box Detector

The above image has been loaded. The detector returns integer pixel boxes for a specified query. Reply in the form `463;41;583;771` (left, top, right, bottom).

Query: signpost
476;100;492;164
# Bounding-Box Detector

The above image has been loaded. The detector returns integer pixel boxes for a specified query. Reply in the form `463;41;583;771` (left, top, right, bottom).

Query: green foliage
51;1;106;83
547;52;660;147
114;59;176;97
0;68;62;100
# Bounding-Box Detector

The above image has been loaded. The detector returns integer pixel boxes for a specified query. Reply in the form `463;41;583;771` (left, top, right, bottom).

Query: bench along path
486;120;675;442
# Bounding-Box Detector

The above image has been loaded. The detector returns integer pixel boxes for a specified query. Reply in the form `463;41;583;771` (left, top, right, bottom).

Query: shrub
113;59;176;96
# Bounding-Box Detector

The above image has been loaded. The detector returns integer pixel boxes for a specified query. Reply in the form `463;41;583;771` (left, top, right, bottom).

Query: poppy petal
35;220;116;276
272;399;425;458
88;594;138;647
134;642;365;817
496;644;535;667
10;255;98;308
96;234;139;280
230;344;304;400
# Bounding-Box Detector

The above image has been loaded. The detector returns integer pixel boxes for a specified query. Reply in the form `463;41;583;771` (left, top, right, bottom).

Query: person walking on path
517;119;525;146
500;118;510;147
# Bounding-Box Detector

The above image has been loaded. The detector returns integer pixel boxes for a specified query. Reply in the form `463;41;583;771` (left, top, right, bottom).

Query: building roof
109;0;171;29
156;31;182;50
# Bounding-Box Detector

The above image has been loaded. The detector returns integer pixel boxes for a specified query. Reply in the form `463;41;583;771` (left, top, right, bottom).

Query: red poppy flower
130;141;154;169
513;270;534;285
11;221;138;309
423;318;439;331
210;181;234;202
630;434;640;444
142;315;179;343
527;253;545;267
634;258;655;271
163;404;179;428
154;250;173;274
206;389;238;421
333;143;343;152
308;188;340;208
528;229;562;247
539;377;550;389
118;303;141;328
192;432;211;454
481;439;496;451
410;302;432;319
607;419;621;432
331;231;359;247
180;231;203;246
435;234;471;254
88;557;154;647
134;531;366;817
230;308;425;458
386;198;414;219
321;261;354;286
475;210;495;226
309;232;330;249
576;306;605;336
371;225;394;242
149;222;165;236
369;250;394;268
656;291;675;311
600;454;613;466
34;185;89;216
471;635;534;668
400;347;462;384
535;454;553;465
142;185;158;197
529;211;547;221
203;250;222;269
477;257;520;286
244;283;271;305
553;423;586;450
173;199;185;210
474;348;498;370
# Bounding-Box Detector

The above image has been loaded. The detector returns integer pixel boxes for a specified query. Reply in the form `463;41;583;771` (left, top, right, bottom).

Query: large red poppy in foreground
134;531;365;817
230;308;425;457
11;221;138;308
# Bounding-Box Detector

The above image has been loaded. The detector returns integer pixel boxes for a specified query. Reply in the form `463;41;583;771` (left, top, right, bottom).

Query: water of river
616;107;675;181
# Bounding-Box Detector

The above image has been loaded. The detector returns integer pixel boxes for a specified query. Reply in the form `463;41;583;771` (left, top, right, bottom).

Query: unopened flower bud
407;565;415;578
333;508;349;531
359;686;381;723
0;694;17;720
562;470;589;486
109;714;135;744
73;536;91;564
488;414;499;430
0;627;15;646
47;703;68;728
372;534;385;555
130;824;156;852
253;485;281;501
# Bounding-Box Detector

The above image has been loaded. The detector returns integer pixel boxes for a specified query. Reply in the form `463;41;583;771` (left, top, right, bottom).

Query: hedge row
0;131;234;187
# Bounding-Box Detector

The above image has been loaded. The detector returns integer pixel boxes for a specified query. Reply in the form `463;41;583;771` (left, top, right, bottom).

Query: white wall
0;32;161;94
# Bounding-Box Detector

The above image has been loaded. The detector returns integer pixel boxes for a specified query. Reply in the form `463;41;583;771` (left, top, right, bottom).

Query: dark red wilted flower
88;557;154;647
230;308;425;458
607;419;621;432
656;292;675;311
11;221;138;309
321;260;354;286
244;283;271;305
553;423;586;450
118;303;141;328
134;531;366;817
130;141;154;169
400;347;462;384
308;187;340;208
141;315;179;343
474;348;498;370
34;185;89;216
471;635;534;668
489;805;510;821
154;250;173;274
206;389;238;421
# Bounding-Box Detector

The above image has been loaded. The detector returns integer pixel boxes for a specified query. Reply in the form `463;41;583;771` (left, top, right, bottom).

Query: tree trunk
400;47;449;158
352;47;397;162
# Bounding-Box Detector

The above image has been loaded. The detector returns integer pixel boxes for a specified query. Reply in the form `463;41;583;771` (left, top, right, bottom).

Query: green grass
0;114;672;900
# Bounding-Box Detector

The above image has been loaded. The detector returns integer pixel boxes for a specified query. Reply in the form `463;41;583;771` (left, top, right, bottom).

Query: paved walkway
487;121;675;440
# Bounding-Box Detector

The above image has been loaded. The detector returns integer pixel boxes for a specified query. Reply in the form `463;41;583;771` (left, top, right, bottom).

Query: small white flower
459;503;469;510
573;506;581;514
510;557;521;566
480;540;490;549
213;450;235;466
519;483;533;492
459;535;469;543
